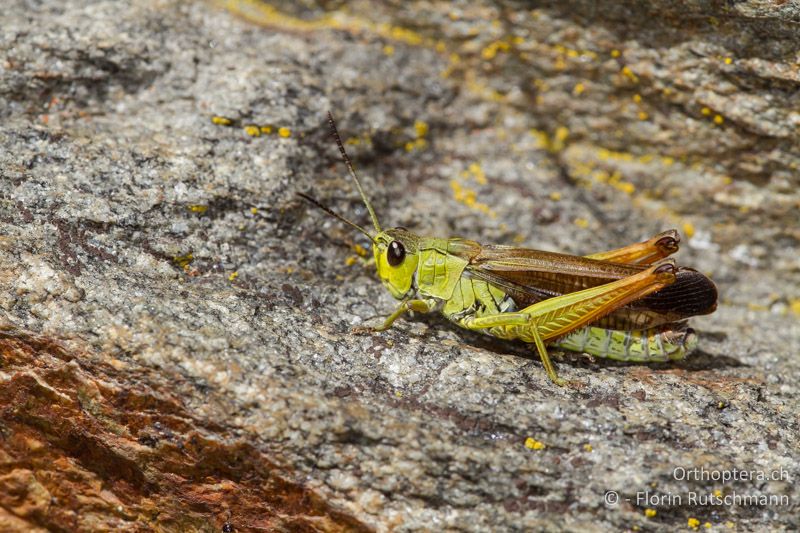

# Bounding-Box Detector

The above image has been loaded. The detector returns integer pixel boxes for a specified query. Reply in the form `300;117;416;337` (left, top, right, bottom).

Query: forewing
468;245;644;296
468;245;717;329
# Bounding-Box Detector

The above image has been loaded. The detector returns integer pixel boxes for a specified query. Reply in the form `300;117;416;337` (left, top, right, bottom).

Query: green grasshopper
299;113;717;385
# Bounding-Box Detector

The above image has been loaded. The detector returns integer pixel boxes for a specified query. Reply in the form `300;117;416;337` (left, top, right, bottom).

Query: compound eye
387;241;405;266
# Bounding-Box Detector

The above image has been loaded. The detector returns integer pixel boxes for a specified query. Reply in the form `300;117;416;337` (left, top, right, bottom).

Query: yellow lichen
173;253;193;268
573;82;585;96
260;125;273;134
688;518;700;529
574;218;589;228
481;40;510;60
278;127;291;137
414;120;429;138
389;25;423;46
582;443;592;452
683;222;696;238
404;138;428;152
251;207;258;215
211;115;233;126
467;162;487;184
532;78;548;90
216;2;623;114
450;179;496;218
188;205;208;213
524;437;545;450
621;66;639;83
713;115;724;125
383;44;395;56
549;191;562;201
611;49;621;58
550;126;569;152
529;129;549;150
228;271;239;281
597;147;635;162
617;182;636;194
644;508;656;518
244;125;261;137
552;44;594;60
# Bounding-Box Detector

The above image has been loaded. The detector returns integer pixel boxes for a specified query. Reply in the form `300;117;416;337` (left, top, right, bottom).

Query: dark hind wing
634;267;718;316
591;267;718;329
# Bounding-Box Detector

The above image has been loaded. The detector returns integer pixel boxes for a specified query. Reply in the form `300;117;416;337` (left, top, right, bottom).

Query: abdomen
550;323;697;362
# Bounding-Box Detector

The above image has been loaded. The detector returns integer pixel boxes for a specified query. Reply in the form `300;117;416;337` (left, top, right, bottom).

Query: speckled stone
1;1;798;531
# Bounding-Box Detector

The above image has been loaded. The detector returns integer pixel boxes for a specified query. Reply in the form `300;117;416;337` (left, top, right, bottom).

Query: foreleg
352;299;436;334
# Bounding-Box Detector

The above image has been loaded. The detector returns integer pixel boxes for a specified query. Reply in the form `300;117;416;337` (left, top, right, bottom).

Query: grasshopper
299;113;718;385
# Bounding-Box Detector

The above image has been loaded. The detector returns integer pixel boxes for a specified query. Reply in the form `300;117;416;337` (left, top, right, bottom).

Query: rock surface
1;0;798;531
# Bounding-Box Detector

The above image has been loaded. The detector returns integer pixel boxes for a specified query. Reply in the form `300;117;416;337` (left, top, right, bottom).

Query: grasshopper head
373;228;420;299
299;113;423;300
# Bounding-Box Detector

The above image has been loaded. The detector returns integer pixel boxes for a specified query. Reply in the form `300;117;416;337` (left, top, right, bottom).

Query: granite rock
1;1;798;531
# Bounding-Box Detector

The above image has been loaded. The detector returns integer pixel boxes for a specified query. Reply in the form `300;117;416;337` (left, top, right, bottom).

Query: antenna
327;111;382;233
296;192;375;242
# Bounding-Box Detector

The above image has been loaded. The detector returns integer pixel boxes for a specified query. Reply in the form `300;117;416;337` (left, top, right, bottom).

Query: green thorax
415;237;481;300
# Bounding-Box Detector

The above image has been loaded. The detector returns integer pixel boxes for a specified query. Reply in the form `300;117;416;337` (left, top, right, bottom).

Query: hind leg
585;230;680;265
461;261;677;384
